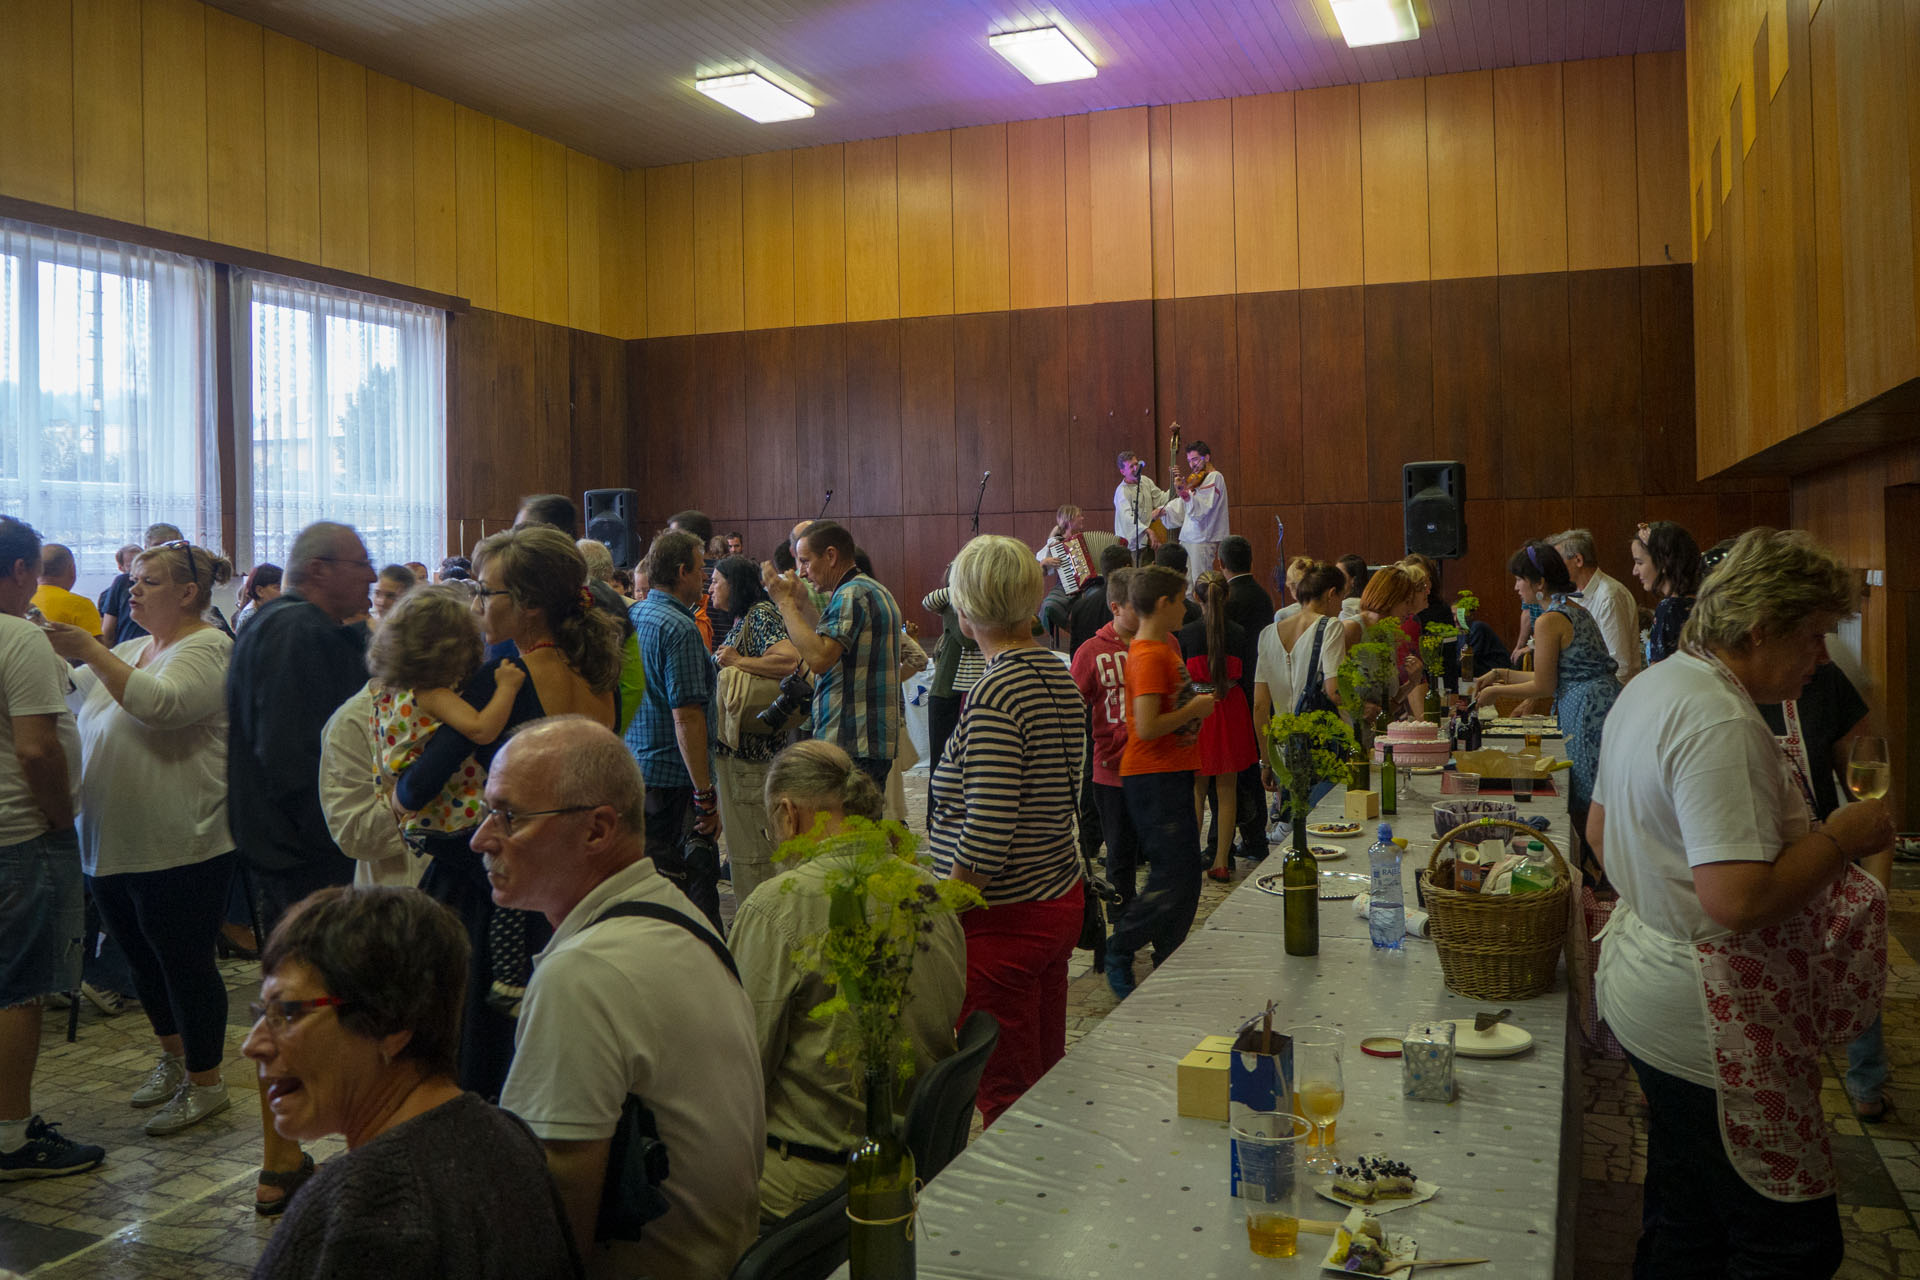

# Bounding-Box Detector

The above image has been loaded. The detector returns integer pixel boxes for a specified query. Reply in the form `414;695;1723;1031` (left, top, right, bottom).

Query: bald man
482;717;761;1280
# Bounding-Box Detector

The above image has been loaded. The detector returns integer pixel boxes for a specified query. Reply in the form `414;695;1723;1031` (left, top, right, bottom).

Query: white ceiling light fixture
989;26;1097;84
1330;0;1421;48
695;71;814;123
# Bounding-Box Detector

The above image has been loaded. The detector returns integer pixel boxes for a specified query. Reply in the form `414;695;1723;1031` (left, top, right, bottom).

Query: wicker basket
1418;817;1571;1000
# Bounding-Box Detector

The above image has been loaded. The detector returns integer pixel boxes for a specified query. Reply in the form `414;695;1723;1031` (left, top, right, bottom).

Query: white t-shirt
503;858;763;1280
1254;622;1295;715
1163;471;1230;545
1579;569;1641;685
0;614;81;848
1592;651;1805;1087
71;629;231;876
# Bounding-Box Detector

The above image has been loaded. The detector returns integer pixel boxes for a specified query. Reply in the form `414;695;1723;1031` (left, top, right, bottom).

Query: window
0;219;218;600
237;271;445;570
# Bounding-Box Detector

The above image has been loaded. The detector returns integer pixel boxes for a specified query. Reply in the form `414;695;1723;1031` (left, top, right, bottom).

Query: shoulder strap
588;901;740;985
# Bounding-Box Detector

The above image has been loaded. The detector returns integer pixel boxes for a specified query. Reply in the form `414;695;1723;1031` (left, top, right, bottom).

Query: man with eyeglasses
479;716;762;1280
225;519;377;1213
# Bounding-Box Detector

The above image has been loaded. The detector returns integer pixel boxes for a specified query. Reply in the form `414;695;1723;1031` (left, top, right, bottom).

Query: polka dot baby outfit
372;686;487;834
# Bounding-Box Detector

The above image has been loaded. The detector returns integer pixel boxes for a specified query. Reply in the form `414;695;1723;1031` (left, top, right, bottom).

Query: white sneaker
143;1081;231;1136
130;1054;186;1108
81;983;132;1017
1267;821;1291;844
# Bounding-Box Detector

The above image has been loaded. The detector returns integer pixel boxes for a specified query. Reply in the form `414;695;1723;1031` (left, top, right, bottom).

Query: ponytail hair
1196;570;1230;695
762;739;885;825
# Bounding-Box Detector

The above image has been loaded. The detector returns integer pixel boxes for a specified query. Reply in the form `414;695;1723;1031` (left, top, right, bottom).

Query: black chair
729;1180;848;1280
904;1010;1000;1181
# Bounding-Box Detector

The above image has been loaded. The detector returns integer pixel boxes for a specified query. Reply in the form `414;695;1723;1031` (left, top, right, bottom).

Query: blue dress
1545;598;1619;819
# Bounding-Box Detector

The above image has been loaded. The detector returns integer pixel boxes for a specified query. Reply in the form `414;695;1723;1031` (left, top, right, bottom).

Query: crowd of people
0;472;1898;1279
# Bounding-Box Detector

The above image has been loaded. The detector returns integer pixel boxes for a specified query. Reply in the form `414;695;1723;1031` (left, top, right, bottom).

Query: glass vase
848;1065;917;1280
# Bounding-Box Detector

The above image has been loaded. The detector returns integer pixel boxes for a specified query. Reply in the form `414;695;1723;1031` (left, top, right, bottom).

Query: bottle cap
1527;841;1545;852
1377;823;1393;841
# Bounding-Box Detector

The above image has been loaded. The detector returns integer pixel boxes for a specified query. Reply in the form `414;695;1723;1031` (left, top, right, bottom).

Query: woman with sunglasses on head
246;886;580;1280
1630;520;1705;667
46;542;239;1138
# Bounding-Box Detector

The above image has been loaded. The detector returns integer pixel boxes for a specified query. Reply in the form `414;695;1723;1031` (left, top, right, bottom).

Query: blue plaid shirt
626;589;715;789
812;571;903;762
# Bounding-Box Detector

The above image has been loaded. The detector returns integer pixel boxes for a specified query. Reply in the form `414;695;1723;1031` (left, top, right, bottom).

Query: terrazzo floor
2;771;1916;1277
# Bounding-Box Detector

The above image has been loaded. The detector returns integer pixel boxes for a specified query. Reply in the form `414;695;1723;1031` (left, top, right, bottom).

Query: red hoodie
1071;622;1131;787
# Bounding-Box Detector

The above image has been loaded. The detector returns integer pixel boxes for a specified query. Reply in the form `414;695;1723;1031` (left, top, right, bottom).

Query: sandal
1855;1097;1891;1125
1206;867;1232;883
254;1152;316;1216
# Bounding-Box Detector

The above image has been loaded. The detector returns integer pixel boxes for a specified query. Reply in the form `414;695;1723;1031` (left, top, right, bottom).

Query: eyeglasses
477;803;600;837
473;585;511;601
316;555;376;571
157;539;199;586
247;996;349;1034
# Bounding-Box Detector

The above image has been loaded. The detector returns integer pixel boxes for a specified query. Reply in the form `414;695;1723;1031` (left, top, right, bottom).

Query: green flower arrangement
1336;619;1409;726
778;816;982;1083
1420;620;1464;683
1454;588;1481;627
1262;710;1359;821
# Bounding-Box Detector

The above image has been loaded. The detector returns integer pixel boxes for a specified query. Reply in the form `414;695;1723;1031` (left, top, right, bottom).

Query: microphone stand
817;489;834;521
970;471;990;536
1130;473;1146;566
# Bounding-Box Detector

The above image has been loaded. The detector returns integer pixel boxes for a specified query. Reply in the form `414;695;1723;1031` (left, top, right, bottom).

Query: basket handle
1427;817;1569;882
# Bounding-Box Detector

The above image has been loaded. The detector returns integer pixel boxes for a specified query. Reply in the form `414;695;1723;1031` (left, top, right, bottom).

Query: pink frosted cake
1373;720;1450;767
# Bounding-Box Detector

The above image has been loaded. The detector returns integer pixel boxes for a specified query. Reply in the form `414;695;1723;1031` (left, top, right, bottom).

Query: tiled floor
3;776;1916;1277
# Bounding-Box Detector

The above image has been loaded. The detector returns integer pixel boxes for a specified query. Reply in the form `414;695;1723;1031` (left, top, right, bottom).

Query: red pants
959;884;1083;1127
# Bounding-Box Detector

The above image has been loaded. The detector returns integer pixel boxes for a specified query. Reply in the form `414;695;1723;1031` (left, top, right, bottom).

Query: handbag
1293;617;1340;717
716;662;784;750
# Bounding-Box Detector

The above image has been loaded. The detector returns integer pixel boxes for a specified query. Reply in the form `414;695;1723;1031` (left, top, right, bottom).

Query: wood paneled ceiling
206;0;1684;169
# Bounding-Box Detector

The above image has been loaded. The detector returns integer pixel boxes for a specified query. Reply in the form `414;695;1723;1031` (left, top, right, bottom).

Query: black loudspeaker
1403;462;1466;559
584;488;640;569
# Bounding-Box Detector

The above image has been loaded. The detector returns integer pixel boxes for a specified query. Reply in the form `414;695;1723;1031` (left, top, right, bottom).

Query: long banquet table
833;772;1583;1279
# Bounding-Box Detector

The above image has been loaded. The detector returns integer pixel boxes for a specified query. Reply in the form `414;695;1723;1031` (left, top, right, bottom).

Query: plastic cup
1231;1111;1310;1258
1511;774;1533;803
1442;771;1481;796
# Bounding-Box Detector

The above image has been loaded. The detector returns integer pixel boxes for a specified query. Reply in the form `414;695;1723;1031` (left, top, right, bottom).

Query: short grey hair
1547;528;1598;564
285;521;358;589
142;523;184;547
762;740;884;823
1682;528;1857;651
509;715;646;835
949;534;1043;632
576;538;615;583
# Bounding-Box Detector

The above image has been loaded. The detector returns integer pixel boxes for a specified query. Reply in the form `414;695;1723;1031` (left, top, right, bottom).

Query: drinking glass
1288;1025;1345;1172
1231;1111;1309;1258
1848;736;1891;801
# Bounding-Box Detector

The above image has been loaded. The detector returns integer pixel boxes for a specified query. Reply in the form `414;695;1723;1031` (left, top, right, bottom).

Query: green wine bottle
848;1066;917;1280
1381;744;1397;815
1283;820;1320;956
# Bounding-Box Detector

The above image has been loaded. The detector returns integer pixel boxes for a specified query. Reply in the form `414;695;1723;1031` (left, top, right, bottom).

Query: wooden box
1176;1035;1237;1120
1344;789;1381;821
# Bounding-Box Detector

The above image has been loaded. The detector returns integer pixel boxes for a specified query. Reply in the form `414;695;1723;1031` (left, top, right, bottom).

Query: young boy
1072;567;1143;913
1106;565;1214;1000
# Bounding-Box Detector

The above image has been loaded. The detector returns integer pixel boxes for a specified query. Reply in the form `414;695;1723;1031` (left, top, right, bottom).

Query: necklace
522;639;556;653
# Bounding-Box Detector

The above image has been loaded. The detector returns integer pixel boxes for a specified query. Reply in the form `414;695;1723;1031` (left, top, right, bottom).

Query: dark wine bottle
848;1066;917;1279
1381;744;1397;815
1282;820;1320;957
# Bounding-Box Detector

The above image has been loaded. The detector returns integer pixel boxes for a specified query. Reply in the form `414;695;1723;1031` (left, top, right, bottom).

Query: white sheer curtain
235;270;445;571
0;218;217;600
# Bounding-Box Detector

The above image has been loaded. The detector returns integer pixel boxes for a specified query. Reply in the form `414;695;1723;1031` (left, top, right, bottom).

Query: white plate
1446;1018;1534;1058
1310;845;1348;862
1252;870;1370;901
1321;1223;1418;1277
1306;823;1363;838
1313;1178;1440;1214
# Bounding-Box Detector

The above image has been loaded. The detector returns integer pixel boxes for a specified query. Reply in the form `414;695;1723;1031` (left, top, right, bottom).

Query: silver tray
1254;870;1371;901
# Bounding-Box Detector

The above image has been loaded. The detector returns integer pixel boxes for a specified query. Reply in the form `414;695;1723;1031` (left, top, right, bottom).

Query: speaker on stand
583;488;640;569
1403;462;1466;559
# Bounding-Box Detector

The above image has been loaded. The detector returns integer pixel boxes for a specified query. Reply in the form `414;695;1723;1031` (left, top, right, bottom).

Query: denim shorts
0;829;85;1007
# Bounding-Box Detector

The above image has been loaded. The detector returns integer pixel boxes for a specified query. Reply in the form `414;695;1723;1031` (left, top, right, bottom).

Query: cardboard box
1344;789;1381;821
1228;1022;1295;1197
1176;1035;1236;1121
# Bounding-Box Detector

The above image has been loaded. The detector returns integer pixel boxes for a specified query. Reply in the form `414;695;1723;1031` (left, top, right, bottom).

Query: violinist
1152;440;1230;589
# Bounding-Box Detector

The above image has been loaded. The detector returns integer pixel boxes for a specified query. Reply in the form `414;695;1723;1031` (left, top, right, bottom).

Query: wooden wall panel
1426;71;1497;280
1568;269;1644;496
1148;105;1175;301
1168;295;1239;490
141;0;207;238
1299;286;1366;500
1431;275;1503;500
492;124;535;318
1007;118;1068;311
792;144;846;327
603;164;637;340
793;325;848;521
261;32;320;264
568;330;628;499
951;124;1010;314
694;332;748;518
844;138;900;323
530;137;569;327
1236;290;1302;507
845;320;903;517
645;164;695;337
1010;309;1071;514
900;317;958;517
565;149;600;333
73;0;145;224
203;10;265;252
1088;108;1154;304
1063;114;1092;307
1295;87;1364;290
1231;94;1298;295
744;328;798;518
316;54;370;276
1360;78;1429;284
0;0;75;209
1171;99;1237;298
1364;282;1434;503
640;336;696;521
453;106;496;310
742;150;795;330
366;74;415;288
1499;273;1572;498
1634;52;1691;265
1641;263;1699;492
1564;57;1639;272
1494;64;1568;275
692;156;744;334
954;312;1013;515
1069;301;1156;515
897;130;954;318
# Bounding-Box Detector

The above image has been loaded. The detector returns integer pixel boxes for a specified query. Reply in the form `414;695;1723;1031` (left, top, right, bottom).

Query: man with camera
625;530;722;930
764;521;902;790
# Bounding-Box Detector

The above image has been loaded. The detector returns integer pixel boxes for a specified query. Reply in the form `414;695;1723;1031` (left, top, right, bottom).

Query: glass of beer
1289;1025;1346;1171
1231;1111;1309;1258
1848;736;1890;801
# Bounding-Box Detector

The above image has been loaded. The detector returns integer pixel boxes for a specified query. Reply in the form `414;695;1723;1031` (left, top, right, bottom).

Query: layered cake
1373;720;1451;767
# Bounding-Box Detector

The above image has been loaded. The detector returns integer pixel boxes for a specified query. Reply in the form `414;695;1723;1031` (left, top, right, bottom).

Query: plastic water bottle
1368;823;1404;950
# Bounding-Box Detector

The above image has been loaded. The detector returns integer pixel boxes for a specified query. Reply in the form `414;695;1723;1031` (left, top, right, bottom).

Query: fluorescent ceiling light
990;26;1097;84
695;72;814;123
1331;0;1420;47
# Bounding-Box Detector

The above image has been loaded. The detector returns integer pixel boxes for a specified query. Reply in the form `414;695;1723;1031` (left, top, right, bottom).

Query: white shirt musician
1155;441;1230;585
1113;452;1169;552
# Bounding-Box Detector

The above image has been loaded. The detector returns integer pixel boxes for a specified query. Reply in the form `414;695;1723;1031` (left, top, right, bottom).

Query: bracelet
1811;829;1846;861
693;788;718;814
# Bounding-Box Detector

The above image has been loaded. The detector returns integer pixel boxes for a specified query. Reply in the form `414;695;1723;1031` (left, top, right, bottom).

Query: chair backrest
728;1181;848;1280
903;1010;1001;1181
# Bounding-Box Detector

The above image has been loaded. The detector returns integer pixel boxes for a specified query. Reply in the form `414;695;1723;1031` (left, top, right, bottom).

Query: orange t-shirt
1120;636;1200;777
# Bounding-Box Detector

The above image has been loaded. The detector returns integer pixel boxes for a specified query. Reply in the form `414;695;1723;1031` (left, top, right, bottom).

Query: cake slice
1332;1162;1376;1202
1359;1154;1418;1198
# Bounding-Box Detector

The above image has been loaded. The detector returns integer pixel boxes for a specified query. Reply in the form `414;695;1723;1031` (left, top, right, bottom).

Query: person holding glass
1590;528;1891;1278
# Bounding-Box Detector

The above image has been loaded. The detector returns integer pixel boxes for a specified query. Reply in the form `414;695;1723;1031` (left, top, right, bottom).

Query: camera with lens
756;667;814;733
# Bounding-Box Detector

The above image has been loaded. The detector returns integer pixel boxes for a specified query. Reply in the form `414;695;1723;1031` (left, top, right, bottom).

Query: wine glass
1848;736;1890;801
1289;1025;1345;1172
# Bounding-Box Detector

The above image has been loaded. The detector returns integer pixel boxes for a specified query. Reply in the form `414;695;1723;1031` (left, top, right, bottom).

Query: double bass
1145;423;1182;548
